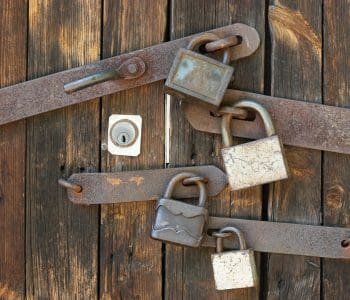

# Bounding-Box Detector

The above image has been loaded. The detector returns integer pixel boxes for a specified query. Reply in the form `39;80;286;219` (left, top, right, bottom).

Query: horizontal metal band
204;217;350;259
0;23;259;125
183;89;350;154
62;166;227;205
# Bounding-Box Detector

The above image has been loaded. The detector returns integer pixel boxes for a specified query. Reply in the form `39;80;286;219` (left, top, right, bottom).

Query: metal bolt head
127;63;138;74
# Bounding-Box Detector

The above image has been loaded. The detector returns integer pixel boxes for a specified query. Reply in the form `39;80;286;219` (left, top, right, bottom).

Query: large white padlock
221;100;289;190
211;226;258;290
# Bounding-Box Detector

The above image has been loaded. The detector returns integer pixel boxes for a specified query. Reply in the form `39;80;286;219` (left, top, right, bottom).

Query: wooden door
0;1;349;299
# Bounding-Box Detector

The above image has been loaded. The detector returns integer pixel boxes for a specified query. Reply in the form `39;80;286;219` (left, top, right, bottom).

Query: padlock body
221;135;289;190
164;48;234;108
211;249;258;290
151;198;208;247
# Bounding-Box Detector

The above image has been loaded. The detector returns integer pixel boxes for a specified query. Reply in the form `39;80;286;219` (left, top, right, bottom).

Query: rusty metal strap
204;217;350;259
61;166;227;205
0;23;259;125
183;89;350;154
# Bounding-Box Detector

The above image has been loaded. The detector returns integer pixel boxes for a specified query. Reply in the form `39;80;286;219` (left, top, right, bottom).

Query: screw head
127;63;138;74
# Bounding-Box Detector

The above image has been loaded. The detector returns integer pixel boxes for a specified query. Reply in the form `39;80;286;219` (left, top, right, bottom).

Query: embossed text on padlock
221;100;289;190
151;172;208;247
164;33;234;108
211;226;258;290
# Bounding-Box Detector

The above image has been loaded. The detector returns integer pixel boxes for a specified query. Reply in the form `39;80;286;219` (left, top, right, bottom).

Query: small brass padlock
164;33;234;108
151;172;208;247
211;226;258;290
221;100;289;190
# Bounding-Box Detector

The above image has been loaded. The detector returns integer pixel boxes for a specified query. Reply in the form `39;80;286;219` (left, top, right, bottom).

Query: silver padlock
221;100;289;190
164;33;234;109
211;226;258;290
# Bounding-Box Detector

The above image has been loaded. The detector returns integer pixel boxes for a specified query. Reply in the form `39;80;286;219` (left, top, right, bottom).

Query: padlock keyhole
121;134;126;143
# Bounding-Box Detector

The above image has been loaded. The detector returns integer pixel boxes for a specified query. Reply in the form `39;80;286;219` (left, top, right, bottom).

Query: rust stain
129;176;145;186
290;167;314;178
106;177;122;186
269;5;321;60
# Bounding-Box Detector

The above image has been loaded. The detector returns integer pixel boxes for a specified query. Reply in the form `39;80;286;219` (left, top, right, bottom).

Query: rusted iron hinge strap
183;89;350;154
0;23;258;126
204;217;350;259
60;166;227;205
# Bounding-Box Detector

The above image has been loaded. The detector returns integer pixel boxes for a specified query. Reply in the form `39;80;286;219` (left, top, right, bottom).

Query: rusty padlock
211;226;258;290
221;100;289;190
164;33;234;109
151;172;208;247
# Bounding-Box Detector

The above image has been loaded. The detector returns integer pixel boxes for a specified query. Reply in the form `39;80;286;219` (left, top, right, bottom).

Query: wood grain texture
26;1;100;298
167;1;265;299
99;1;167;299
323;1;350;299
267;1;322;299
0;1;27;298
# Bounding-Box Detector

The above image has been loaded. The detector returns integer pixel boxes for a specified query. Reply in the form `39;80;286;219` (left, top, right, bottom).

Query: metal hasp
204;217;350;259
151;172;208;247
0;23;259;125
183;89;350;155
59;165;227;205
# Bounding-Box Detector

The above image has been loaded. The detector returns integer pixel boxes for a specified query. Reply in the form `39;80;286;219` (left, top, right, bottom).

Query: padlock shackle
233;100;276;137
187;33;231;65
221;113;234;148
163;172;207;207
219;226;248;250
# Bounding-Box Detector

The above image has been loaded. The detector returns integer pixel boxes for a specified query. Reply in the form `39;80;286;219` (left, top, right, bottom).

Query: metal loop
219;226;248;250
232;100;276;137
182;176;208;185
58;178;82;193
205;35;241;52
212;231;233;239
163;172;207;207
187;33;231;65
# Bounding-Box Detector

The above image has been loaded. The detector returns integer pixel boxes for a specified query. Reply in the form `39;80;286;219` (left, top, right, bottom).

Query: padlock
211;226;258;290
221;100;289;190
151;172;208;247
164;33;234;108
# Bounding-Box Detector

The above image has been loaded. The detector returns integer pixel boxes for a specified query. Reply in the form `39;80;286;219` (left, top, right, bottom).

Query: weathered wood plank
0;1;27;298
26;1;101;298
323;1;350;299
267;1;322;299
167;1;265;299
99;1;167;299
